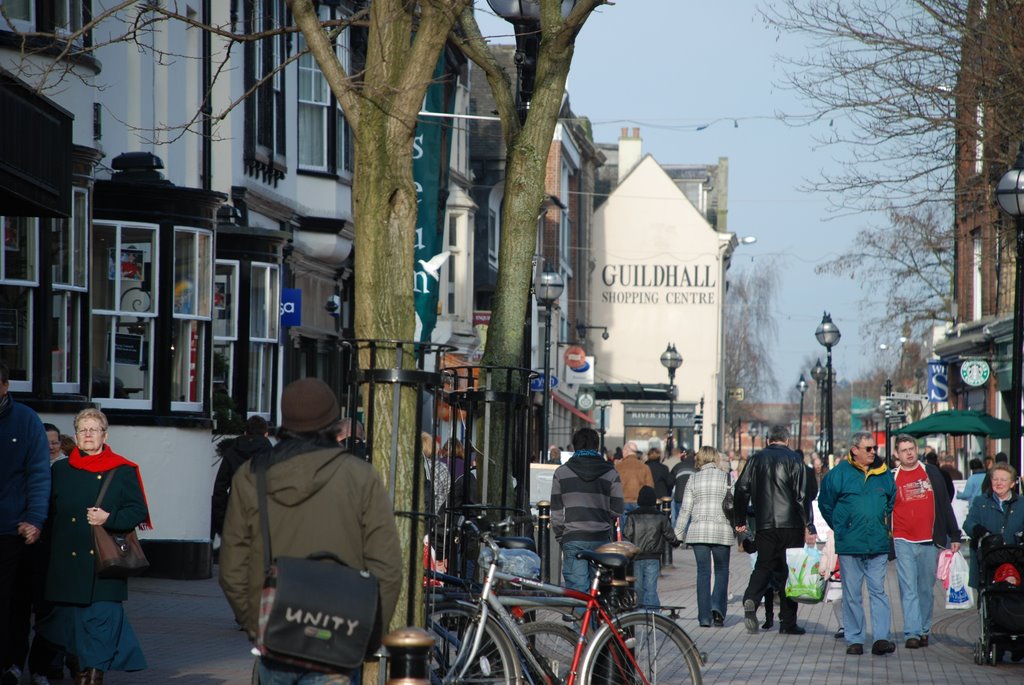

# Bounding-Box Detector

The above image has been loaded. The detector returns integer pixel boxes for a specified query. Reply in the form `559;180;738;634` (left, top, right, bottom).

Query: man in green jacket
219;378;402;682
818;431;897;658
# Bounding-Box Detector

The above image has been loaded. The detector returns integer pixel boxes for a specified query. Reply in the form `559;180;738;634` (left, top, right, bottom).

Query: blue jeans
633;558;662;608
894;540;940;639
839;554;891;646
561;540;607;595
692;544;731;626
257;659;352;684
620;502;639;532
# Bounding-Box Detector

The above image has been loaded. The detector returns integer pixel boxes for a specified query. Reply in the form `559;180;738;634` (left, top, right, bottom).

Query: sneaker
1;666;21;685
743;599;759;634
871;639;896;655
834;628;845;639
779;624;807;635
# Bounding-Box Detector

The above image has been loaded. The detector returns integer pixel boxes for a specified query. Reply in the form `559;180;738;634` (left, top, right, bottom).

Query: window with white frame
972;233;982;321
246;0;287;177
213;260;239;395
50;188;88;392
171;228;213;409
297;7;352;174
248;263;279;416
0;216;39;390
91;221;158;407
2;0;84;40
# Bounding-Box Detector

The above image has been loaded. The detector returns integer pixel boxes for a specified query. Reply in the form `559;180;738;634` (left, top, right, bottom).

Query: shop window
91;221;157;407
248;262;279;416
171;228;213;410
50;189;88;392
0;216;39;392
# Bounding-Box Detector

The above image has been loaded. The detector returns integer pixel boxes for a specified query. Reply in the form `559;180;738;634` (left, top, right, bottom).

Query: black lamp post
486;0;577;122
536;266;564;463
660;343;683;452
811;358;826;452
996;142;1024;478
815;312;842;458
796;374;808;453
748;422;759;459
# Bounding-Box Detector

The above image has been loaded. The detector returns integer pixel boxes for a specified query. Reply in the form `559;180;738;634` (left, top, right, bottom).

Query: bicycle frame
447;536;656;685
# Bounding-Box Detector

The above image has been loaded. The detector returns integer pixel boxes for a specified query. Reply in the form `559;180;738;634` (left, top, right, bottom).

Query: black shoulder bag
255;463;382;672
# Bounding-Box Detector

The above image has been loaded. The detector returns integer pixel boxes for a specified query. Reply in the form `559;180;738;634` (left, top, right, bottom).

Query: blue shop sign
280;288;301;327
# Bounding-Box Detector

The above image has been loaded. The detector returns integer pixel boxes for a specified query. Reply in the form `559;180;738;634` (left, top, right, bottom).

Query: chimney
618;127;642;183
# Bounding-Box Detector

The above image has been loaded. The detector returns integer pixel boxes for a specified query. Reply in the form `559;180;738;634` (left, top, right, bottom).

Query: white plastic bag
945;550;974;610
785;546;825;604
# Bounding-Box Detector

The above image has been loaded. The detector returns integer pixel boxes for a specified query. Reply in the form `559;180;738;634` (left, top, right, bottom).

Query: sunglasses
860;445;878;452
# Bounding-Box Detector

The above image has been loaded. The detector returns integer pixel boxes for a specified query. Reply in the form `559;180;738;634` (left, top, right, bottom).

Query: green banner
413;59;455;342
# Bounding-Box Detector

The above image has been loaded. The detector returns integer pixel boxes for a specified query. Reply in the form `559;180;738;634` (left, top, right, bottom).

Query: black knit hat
280;378;340;433
638;486;657;507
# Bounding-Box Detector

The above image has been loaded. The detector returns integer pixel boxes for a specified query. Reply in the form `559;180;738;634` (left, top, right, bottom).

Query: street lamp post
536;267;564;463
811;359;826;453
796;374;808;453
996;142;1024;478
748;423;759;459
815;312;842;458
660;343;683;452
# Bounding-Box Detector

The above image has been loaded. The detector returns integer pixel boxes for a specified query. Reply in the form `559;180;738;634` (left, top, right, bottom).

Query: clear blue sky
476;1;891;400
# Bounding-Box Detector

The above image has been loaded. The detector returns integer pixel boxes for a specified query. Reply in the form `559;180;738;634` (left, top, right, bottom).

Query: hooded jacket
551;451;624;544
623;505;675;560
218;440;403;640
210;433;272;537
818;454;896;556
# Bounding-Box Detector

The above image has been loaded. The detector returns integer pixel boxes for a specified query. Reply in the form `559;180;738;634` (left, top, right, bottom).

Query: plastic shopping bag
785;546;825;604
945;550;974;610
936;548;955;590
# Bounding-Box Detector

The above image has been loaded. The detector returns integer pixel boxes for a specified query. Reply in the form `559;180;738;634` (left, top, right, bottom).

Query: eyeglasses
76;428;105;436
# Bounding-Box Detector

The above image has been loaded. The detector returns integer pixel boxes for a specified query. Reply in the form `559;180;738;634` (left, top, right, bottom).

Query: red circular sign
563;345;588;371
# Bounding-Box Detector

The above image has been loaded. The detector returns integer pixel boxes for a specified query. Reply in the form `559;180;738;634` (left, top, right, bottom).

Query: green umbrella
898;409;1010;439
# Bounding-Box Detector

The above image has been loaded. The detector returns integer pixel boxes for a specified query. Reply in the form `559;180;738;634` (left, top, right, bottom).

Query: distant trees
723;263;781;428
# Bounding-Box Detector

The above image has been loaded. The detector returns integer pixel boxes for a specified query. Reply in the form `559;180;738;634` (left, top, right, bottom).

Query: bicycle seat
494;536;536;552
596;541;640;559
577;550;628;570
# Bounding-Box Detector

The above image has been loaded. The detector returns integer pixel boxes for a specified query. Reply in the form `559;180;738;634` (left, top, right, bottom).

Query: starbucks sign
960;360;991;387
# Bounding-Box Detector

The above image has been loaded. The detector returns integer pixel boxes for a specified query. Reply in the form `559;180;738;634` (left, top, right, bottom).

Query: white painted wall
591;155;730;449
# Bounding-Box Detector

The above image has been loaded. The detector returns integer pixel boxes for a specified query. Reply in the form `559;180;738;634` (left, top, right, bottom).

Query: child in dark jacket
623;486;676;608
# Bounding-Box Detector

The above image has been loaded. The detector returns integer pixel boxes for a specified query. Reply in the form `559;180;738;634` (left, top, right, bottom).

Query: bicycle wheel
428;602;521;684
577;610;702;685
519;621;580;683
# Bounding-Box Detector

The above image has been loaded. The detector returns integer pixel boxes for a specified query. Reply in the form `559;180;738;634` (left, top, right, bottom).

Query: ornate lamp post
796;374;808;453
485;0;577;122
536;267;564;462
815;312;842;458
660;343;683;452
748;422;759;459
996;142;1024;477
811;359;826;453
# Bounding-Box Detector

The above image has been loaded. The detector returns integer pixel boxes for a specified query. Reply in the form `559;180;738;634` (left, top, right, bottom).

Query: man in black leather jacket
733;424;815;635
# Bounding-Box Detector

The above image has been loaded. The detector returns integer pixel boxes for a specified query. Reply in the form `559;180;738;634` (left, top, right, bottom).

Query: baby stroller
973;534;1024;666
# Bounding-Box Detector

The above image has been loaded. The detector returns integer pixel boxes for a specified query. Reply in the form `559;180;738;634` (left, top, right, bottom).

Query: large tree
723;263;781;428
762;0;1024;213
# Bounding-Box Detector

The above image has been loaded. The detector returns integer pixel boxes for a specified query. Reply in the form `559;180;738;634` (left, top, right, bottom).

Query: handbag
721;487;734;520
255;463;382;672
92;470;150;578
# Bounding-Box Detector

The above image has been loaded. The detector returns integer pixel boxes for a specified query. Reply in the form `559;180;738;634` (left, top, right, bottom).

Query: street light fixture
815;312;842;458
536;266;564;463
996;142;1024;478
796;374;808;453
485;0;577;122
810;358;826;452
660;343;683;452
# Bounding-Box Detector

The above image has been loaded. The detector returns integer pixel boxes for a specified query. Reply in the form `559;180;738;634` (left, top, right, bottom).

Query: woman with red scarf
35;408;150;684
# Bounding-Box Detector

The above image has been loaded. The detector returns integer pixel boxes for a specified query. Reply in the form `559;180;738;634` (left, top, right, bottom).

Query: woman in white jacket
674;446;734;627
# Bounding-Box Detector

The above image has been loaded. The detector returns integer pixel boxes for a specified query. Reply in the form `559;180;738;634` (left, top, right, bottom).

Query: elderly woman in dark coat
35;408;151;683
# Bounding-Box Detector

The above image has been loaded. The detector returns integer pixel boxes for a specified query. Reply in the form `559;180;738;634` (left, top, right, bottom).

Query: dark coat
45;462;148;605
963;491;1024;588
622;506;675;560
210;434;272;536
733;443;807;531
647;460;674;501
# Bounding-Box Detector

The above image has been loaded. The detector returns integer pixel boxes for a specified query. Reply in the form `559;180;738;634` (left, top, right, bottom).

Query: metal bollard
660;497;674;567
536;500;551;582
383;627;434;685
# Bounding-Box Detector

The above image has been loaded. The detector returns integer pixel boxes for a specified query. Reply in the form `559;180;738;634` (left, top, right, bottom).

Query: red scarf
69;445;154;531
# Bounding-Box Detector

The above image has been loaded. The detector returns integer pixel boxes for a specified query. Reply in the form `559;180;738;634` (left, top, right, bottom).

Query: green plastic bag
785;546;825;604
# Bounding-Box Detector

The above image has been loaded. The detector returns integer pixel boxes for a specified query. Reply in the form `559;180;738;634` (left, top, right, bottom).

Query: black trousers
742;527;804;628
0;535;24;668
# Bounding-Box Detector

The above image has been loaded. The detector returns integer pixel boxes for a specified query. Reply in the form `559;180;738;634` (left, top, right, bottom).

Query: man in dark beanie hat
218;378;402;682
